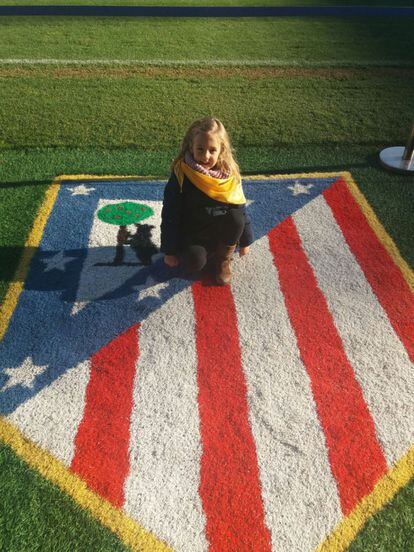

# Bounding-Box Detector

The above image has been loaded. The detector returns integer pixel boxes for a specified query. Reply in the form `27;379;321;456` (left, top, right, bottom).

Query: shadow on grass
244;158;373;177
0;158;375;188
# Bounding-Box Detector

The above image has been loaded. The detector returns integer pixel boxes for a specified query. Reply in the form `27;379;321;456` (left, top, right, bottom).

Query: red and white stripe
269;214;388;515
231;235;342;550
192;279;272;551
71;323;139;507
293;190;414;466
7;180;413;551
124;284;208;551
324;182;413;364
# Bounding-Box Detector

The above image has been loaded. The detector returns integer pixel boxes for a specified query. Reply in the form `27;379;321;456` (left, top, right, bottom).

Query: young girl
160;117;253;285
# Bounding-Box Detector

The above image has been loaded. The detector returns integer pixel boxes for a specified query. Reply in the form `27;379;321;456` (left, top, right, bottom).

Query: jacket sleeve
160;172;183;255
238;208;254;248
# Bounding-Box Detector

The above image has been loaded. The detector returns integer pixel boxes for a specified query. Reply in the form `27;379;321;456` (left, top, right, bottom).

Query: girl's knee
183;245;208;272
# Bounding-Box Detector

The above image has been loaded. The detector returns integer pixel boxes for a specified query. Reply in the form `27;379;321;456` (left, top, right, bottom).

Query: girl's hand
164;254;179;267
239;246;250;257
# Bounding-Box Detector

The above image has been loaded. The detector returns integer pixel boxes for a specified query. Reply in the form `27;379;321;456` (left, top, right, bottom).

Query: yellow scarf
173;160;246;205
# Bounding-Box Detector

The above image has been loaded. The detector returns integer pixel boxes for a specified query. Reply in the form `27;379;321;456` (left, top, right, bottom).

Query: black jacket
160;171;254;255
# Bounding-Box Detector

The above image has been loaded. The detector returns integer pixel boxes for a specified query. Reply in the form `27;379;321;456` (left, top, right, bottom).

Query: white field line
0;58;413;67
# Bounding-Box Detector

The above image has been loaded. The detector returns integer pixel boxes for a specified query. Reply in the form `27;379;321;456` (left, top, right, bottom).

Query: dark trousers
181;208;244;273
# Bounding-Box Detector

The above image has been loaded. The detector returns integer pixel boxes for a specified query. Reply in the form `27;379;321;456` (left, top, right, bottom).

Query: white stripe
124;283;207;551
0;58;412;67
293;195;414;466
7;360;90;466
231;236;342;552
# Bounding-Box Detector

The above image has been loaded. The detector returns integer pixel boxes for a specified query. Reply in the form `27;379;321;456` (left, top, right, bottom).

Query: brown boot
215;243;236;285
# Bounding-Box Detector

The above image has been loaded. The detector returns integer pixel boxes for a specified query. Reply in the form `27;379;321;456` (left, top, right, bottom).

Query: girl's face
191;132;221;170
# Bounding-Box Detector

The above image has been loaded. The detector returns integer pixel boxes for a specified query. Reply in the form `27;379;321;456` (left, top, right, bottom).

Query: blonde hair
171;117;241;182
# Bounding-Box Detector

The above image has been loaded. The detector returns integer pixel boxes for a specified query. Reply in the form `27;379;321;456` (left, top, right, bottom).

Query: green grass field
1;5;414;551
1;17;414;65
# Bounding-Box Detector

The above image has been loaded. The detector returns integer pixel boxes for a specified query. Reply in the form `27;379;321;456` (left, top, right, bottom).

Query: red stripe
268;218;387;514
192;280;271;551
71;323;140;507
324;180;414;363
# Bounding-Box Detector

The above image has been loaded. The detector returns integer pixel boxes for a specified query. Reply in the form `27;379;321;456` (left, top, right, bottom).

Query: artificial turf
0;441;129;552
1;142;413;289
1;70;413;150
347;478;414;552
1;17;413;66
0;148;413;552
1;432;413;552
1;6;413;551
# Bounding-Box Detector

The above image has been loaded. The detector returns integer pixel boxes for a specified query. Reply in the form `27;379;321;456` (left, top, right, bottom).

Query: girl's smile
191;132;221;170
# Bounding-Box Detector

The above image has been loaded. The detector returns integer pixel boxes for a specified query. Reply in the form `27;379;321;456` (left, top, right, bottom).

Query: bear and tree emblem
97;201;158;266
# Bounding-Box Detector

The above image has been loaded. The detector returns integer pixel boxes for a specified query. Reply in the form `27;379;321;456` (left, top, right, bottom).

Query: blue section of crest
0;176;338;413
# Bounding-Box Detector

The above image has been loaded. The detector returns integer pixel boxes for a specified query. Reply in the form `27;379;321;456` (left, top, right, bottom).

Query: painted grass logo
96;201;157;266
0;172;413;551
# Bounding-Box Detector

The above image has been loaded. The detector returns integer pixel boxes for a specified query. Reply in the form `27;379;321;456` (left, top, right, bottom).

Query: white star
288;181;314;196
134;276;169;300
68;184;96;196
1;357;48;392
70;301;89;316
42;250;76;272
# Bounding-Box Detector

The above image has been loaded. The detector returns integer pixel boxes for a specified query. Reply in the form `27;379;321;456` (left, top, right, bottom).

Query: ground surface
0;4;413;551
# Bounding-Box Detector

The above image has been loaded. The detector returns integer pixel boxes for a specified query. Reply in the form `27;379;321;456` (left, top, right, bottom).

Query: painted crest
0;173;413;551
